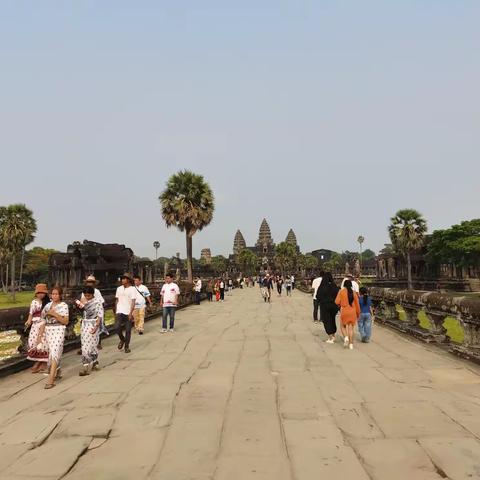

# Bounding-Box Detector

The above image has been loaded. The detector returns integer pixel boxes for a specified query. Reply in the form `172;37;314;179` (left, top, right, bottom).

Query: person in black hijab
315;272;339;343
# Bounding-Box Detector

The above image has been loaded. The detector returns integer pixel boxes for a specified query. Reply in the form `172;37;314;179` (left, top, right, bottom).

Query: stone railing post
424;312;448;342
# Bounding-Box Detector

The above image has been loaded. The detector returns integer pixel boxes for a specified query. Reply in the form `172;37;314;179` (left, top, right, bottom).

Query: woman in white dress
42;286;69;389
24;284;50;373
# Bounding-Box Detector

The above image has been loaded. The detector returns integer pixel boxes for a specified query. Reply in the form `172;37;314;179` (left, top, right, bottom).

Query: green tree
237;249;260;275
0;204;37;300
323;252;343;273
159;171;215;282
23;247;57;284
362;249;376;261
211;255;228;275
388;209;427;290
426;219;480;268
275;242;298;275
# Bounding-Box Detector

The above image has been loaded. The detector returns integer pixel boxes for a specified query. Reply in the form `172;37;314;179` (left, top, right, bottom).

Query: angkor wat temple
230;218;300;268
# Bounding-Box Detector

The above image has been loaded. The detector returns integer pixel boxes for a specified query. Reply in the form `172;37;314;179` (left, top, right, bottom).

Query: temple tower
256;219;274;249
233;230;247;256
285;229;298;247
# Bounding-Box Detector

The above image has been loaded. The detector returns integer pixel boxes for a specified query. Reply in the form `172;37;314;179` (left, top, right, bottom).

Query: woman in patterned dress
78;286;103;376
24;284;50;373
42;286;69;389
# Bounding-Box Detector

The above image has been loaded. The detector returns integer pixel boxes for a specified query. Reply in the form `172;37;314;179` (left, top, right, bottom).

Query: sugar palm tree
159;171;214;282
275;242;298;276
0;204;37;300
388;209;427;290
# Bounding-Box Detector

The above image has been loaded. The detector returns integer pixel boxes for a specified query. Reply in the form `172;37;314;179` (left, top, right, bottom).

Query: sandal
44;383;55;389
55;367;63;379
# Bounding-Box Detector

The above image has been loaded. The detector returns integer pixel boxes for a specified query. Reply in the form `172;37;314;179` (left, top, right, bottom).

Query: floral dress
26;299;48;362
42;301;69;367
81;298;103;366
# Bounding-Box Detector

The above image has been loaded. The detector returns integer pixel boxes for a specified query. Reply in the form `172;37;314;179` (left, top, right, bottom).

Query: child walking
358;287;374;343
335;280;360;350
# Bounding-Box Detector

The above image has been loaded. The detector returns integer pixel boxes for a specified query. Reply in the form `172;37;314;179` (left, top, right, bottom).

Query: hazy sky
1;1;479;259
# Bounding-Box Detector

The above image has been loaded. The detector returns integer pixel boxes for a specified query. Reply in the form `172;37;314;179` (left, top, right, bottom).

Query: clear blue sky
1;1;479;259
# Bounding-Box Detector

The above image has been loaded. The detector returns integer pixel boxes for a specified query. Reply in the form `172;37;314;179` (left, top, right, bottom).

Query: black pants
195;291;201;305
116;313;132;347
220;288;225;300
320;304;338;335
313;299;321;321
277;284;282;295
207;292;213;301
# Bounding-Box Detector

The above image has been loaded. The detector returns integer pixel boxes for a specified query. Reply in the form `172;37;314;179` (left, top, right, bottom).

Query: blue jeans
358;313;372;342
162;307;176;329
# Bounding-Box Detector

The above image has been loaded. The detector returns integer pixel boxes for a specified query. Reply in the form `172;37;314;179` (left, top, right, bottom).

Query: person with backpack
335;279;360;350
358;287;374;342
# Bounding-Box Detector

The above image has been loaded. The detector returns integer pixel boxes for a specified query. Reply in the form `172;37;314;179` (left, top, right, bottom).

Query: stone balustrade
0;281;202;376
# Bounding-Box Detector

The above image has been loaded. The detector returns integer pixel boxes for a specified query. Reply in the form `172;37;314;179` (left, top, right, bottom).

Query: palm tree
159;171;215;282
388;209;427;290
238;249;260;276
0;204;37;300
275;242;298;276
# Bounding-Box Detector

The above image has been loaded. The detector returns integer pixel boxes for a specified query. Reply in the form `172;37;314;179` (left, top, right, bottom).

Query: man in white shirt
341;274;360;293
219;280;225;302
160;273;180;333
115;273;136;353
311;272;324;322
194;277;202;305
133;275;152;335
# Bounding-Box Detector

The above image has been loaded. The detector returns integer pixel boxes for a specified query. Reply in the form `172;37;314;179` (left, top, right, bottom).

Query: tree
23;247;57;284
159;171;215;282
426;219;480;269
211;255;228;275
275;242;298;275
323;252;343;273
388;209;427;290
237;249;260;275
0;204;37;300
362;249;376;261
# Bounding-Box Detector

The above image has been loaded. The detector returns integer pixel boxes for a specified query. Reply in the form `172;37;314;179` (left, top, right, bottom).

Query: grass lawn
0;291;35;310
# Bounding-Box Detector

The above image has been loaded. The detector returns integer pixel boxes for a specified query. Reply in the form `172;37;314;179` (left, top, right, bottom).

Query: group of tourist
258;274;295;302
25;272;180;389
204;278;238;302
312;272;374;349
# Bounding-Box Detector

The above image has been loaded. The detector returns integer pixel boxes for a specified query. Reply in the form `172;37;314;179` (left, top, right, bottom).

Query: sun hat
121;272;133;281
84;275;99;285
34;284;49;295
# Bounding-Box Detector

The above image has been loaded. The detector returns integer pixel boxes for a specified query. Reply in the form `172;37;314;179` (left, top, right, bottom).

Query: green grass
396;305;464;343
0;291;35;310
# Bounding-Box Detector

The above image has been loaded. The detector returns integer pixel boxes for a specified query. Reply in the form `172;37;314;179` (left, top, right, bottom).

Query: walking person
341;274;360;293
160;273;180;332
285;276;292;296
311;272;324;323
228;278;233;295
42;286;69;389
335;280;360;350
291;274;296;290
133;275;152;334
81;275;107;349
194;277;202;305
316;272;339;343
206;280;213;302
214;280;221;302
358;287;374;343
78;286;103;376
276;276;283;296
25;284;50;373
219;279;225;302
115;273;136;353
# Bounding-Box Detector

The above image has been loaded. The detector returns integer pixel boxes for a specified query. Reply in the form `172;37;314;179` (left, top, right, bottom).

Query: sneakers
125;347;131;353
168;328;174;333
161;328;167;333
343;336;349;347
349;343;354;350
325;338;335;344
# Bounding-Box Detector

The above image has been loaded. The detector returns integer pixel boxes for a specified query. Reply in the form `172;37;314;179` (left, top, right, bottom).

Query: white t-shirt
220;281;225;289
134;284;151;309
161;282;180;307
116;286;136;315
341;278;360;293
312;277;323;298
194;280;202;292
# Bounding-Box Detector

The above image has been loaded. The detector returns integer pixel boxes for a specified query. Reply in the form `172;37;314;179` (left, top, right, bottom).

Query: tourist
358;287;374;343
291;274;296;290
160;273;180;332
194;277;202;305
335;280;361;350
206;280;213;302
285;276;292;296
276;276;283;296
25;283;50;373
219;279;225;302
42;286;69;389
214;280;221;301
115;273;136;353
133;275;152;334
341;274;360;293
78;286;103;376
81;275;107;349
311;272;324;322
228;278;233;295
316;273;339;343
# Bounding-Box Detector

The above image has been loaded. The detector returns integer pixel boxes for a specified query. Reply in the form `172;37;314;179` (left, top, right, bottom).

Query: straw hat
34;283;49;295
84;275;99;285
121;272;133;281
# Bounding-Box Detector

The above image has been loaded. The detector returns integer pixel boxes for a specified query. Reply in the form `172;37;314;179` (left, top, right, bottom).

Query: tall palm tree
274;242;297;276
159;171;214;282
388;209;427;290
0;204;37;300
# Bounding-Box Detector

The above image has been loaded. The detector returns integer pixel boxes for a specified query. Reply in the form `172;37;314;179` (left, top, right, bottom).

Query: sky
1;1;479;259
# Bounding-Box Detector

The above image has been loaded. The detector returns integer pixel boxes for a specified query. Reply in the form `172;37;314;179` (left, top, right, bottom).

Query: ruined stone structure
200;248;212;264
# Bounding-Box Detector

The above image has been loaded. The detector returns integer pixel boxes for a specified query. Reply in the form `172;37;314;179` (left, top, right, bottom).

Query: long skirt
45;325;66;368
81;319;99;366
27;319;48;362
320;303;338;336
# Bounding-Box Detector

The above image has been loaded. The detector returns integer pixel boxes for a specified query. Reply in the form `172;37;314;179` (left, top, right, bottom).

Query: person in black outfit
316;272;339;343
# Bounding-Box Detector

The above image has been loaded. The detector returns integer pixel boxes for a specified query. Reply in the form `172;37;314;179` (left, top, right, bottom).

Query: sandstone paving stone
425;367;480;385
376;367;433;384
51;407;116;438
419;437;480;480
329;403;384;440
0;444;31;471
3;436;91;479
353;438;444;480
